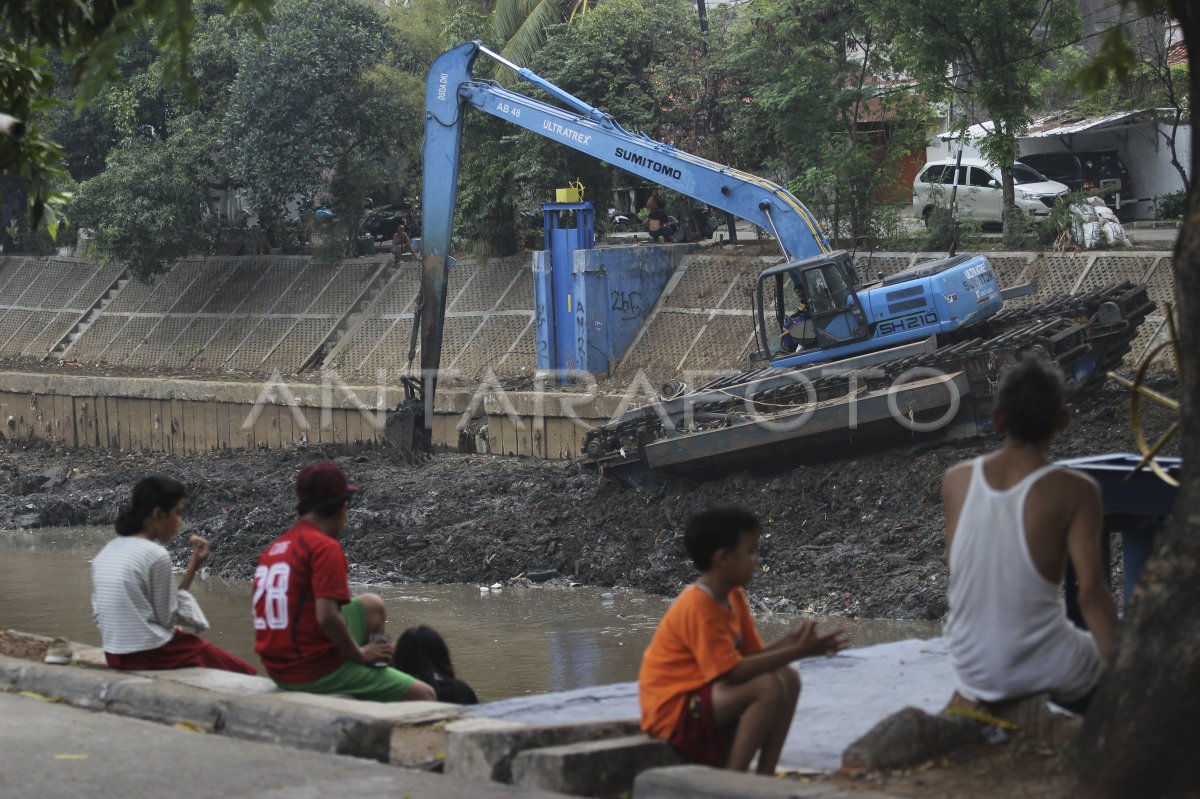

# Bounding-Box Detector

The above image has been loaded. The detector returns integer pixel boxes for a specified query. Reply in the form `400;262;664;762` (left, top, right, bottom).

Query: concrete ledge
0;654;464;763
1;690;579;799
0;654;151;710
446;717;642;784
223;692;397;758
105;676;228;730
633;765;902;799
133;666;278;695
511;734;684;798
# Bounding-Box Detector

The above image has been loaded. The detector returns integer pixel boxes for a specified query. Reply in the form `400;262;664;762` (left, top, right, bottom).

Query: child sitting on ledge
639;505;845;772
91;475;256;674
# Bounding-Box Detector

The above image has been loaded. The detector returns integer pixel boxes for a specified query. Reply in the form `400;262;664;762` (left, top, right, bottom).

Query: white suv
912;158;1069;225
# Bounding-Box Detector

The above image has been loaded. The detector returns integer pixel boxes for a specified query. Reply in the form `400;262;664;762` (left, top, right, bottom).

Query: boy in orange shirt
639;506;846;773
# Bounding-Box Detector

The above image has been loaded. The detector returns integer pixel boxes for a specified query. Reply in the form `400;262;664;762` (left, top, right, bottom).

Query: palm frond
493;0;546;44
494;0;568;82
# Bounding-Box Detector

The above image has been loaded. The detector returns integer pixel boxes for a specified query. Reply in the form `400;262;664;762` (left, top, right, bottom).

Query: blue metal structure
753;251;1003;369
1058;454;1180;602
536;202;595;378
418;40;832;387
416;41;1015;385
397;40;1152;476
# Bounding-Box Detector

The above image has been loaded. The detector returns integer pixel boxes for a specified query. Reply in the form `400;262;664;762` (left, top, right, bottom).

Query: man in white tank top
942;356;1119;713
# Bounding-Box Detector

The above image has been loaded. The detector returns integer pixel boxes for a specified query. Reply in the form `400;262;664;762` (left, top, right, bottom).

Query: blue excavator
389;41;1153;476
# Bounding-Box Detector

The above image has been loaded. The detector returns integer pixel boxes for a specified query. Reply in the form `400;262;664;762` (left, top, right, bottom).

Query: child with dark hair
639;505;846;773
91;475;256;674
391;625;478;704
253;460;436;702
943;354;1118;714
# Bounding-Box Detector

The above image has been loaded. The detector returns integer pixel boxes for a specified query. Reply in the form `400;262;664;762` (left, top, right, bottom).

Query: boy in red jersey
253;460;435;701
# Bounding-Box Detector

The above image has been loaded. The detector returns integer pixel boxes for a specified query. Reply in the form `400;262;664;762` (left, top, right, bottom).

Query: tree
1069;2;1199;795
724;0;930;246
222;0;406;255
0;0;272;237
1048;17;1192;198
492;0;575;74
1079;12;1192;195
69;127;216;279
871;0;1080;242
518;0;704;213
65;6;254;276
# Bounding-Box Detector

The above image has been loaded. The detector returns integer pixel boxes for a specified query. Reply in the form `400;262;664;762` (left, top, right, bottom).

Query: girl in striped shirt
91;475;256;674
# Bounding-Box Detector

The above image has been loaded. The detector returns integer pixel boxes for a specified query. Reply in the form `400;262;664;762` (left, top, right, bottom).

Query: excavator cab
755;251;870;361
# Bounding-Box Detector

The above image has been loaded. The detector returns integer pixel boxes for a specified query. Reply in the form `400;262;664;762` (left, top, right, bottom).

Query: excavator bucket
383;377;431;459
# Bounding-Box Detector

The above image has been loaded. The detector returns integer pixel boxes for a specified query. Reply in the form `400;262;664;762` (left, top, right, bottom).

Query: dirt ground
825;743;1071;799
0;629;53;662
0;374;1179;620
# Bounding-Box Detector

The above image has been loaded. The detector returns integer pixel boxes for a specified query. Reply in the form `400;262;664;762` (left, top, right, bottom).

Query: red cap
296;460;359;504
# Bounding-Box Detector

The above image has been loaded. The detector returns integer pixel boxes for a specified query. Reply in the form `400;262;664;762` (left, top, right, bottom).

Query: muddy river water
0;527;940;702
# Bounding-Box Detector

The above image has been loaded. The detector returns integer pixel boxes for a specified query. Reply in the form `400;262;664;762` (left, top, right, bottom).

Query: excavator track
583;282;1154;473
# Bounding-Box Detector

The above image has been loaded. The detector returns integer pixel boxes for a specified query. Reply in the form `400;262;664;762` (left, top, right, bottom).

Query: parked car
1017;150;1133;211
912;158;1069;226
360;202;416;241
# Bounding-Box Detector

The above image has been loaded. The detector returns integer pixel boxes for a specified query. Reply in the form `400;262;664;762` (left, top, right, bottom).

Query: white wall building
928;109;1191;219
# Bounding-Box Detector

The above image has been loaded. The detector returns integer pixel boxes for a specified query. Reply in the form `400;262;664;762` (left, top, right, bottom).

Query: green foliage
6;0;270;107
223;0;403;256
510;0;700;215
59;4;257;272
1;0;272;235
456;116;522;256
1157;190;1188;220
70;125;215;278
1037;192;1084;247
922;206;961;252
723;0;930;246
492;0;570;78
1001;206;1039;249
0;45;73;237
870;0;1081;234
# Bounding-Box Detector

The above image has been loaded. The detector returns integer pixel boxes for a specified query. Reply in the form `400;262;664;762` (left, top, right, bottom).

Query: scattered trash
52;754;88;761
600;592;614;603
42;637;73;665
16;690;61;703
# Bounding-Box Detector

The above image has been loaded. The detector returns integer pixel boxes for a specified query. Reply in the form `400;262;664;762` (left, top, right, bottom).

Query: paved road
0;692;564;799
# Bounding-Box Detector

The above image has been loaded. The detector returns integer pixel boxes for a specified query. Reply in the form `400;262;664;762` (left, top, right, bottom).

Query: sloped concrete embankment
0;248;1177;462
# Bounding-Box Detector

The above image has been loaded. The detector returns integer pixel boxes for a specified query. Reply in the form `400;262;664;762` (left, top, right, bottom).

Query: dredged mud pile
0;377;1178;620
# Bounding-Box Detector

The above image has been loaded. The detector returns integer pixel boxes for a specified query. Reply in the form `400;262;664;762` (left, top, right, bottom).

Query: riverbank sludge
0;377;1177;620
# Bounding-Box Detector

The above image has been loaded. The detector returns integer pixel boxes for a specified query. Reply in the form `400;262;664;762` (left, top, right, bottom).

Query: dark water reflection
0;527;940;702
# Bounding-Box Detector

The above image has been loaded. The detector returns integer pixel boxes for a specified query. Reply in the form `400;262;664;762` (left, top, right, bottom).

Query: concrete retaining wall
0;371;620;459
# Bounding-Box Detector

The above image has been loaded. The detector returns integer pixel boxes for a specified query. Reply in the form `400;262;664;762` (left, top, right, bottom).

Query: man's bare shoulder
1039;466;1102;506
943;460;973;491
1053;466;1102;493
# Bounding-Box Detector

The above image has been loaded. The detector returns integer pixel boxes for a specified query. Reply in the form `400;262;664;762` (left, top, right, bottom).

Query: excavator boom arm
418;41;830;384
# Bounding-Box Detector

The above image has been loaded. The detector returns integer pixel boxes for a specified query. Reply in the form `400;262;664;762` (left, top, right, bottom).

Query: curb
0;654;460;763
